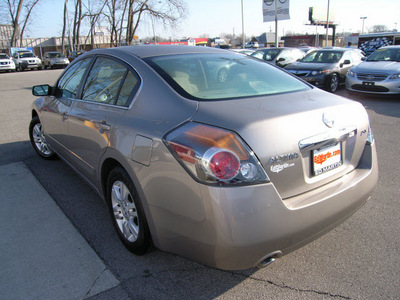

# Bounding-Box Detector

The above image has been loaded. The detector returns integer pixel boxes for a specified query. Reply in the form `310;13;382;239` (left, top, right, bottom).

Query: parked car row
0;50;86;73
246;45;400;96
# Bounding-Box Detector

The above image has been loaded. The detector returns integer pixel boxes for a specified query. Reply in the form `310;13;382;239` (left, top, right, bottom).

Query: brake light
164;122;269;185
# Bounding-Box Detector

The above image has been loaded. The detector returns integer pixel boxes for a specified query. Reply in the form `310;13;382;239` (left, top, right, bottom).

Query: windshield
0;54;8;59
48;52;65;58
145;53;309;100
251;49;280;61
301;51;343;63
19;52;35;58
367;48;400;62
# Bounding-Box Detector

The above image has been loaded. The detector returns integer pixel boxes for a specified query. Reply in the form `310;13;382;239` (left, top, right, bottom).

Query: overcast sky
27;0;400;40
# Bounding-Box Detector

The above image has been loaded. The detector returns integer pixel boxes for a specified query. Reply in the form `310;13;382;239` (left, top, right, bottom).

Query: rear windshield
145;53;309;100
251;49;280;61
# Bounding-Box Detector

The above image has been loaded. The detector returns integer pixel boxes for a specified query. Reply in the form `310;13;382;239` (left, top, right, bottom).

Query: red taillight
209;151;240;180
165;122;269;186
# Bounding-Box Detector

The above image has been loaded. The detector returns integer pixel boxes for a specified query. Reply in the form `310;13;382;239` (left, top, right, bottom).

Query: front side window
56;58;91;99
82;57;139;106
301;51;343;63
145;53;309;100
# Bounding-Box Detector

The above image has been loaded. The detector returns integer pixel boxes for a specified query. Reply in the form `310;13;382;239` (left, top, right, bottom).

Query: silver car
346;45;400;95
29;46;378;270
43;51;70;69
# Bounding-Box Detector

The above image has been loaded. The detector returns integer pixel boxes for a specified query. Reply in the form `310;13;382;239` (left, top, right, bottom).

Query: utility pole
275;0;278;47
325;0;330;47
360;17;367;34
241;0;245;48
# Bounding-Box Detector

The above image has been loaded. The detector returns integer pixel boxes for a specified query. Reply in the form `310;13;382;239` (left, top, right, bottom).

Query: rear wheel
107;167;152;255
29;116;57;159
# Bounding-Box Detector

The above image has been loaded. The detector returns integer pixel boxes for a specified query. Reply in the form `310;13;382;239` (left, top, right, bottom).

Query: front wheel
107;167;152;255
29;116;57;159
326;73;339;93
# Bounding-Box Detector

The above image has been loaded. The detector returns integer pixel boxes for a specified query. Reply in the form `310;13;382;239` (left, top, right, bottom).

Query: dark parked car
68;50;86;62
29;45;377;270
250;47;305;68
285;48;364;92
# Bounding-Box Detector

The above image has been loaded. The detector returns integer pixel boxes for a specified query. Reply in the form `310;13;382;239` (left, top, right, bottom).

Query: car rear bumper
150;142;378;270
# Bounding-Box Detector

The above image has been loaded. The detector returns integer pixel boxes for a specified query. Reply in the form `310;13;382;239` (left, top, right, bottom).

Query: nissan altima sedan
29;45;378;270
346;45;400;95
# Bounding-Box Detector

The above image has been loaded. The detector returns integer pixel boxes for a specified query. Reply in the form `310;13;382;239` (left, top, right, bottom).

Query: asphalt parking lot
0;69;399;299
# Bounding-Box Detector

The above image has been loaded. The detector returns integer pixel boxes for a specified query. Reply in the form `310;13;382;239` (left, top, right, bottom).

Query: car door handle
96;120;111;132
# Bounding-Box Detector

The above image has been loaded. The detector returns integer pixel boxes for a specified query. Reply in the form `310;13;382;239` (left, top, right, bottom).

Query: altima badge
270;163;295;173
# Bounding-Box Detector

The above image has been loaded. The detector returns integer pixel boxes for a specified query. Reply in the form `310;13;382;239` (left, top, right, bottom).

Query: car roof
256;47;299;50
89;45;228;59
379;45;400;49
311;48;351;53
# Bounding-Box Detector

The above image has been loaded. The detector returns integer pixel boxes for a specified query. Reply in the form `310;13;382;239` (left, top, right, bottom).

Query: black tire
326;73;339;93
107;167;152;255
29;116;57;160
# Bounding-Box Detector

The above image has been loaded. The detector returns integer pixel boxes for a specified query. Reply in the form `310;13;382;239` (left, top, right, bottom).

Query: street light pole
360;17;367;34
325;0;330;47
241;0;245;48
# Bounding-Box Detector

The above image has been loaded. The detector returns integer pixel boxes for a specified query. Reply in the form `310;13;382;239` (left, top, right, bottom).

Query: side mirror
343;59;351;65
32;84;52;96
278;57;286;62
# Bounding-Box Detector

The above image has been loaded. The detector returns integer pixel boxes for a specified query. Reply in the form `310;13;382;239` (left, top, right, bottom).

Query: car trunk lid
192;88;370;199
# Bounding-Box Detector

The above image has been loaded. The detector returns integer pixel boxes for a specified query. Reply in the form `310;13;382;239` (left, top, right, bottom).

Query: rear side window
145;53;309;100
56;58;91;99
81;56;139;106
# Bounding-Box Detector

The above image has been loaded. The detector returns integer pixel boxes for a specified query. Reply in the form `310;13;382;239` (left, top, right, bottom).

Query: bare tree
18;0;39;46
72;0;82;49
370;25;389;33
101;0;186;46
0;0;40;47
61;0;68;54
6;0;24;47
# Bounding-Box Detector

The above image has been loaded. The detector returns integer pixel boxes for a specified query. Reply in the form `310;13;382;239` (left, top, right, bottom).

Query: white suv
12;51;43;71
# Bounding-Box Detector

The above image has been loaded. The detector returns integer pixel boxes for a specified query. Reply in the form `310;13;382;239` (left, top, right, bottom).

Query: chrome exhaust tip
256;250;283;269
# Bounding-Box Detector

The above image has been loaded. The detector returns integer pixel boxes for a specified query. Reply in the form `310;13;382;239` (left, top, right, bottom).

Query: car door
39;57;92;156
65;55;141;183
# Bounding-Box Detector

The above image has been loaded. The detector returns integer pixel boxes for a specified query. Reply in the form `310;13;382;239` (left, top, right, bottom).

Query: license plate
362;81;375;86
313;143;342;176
